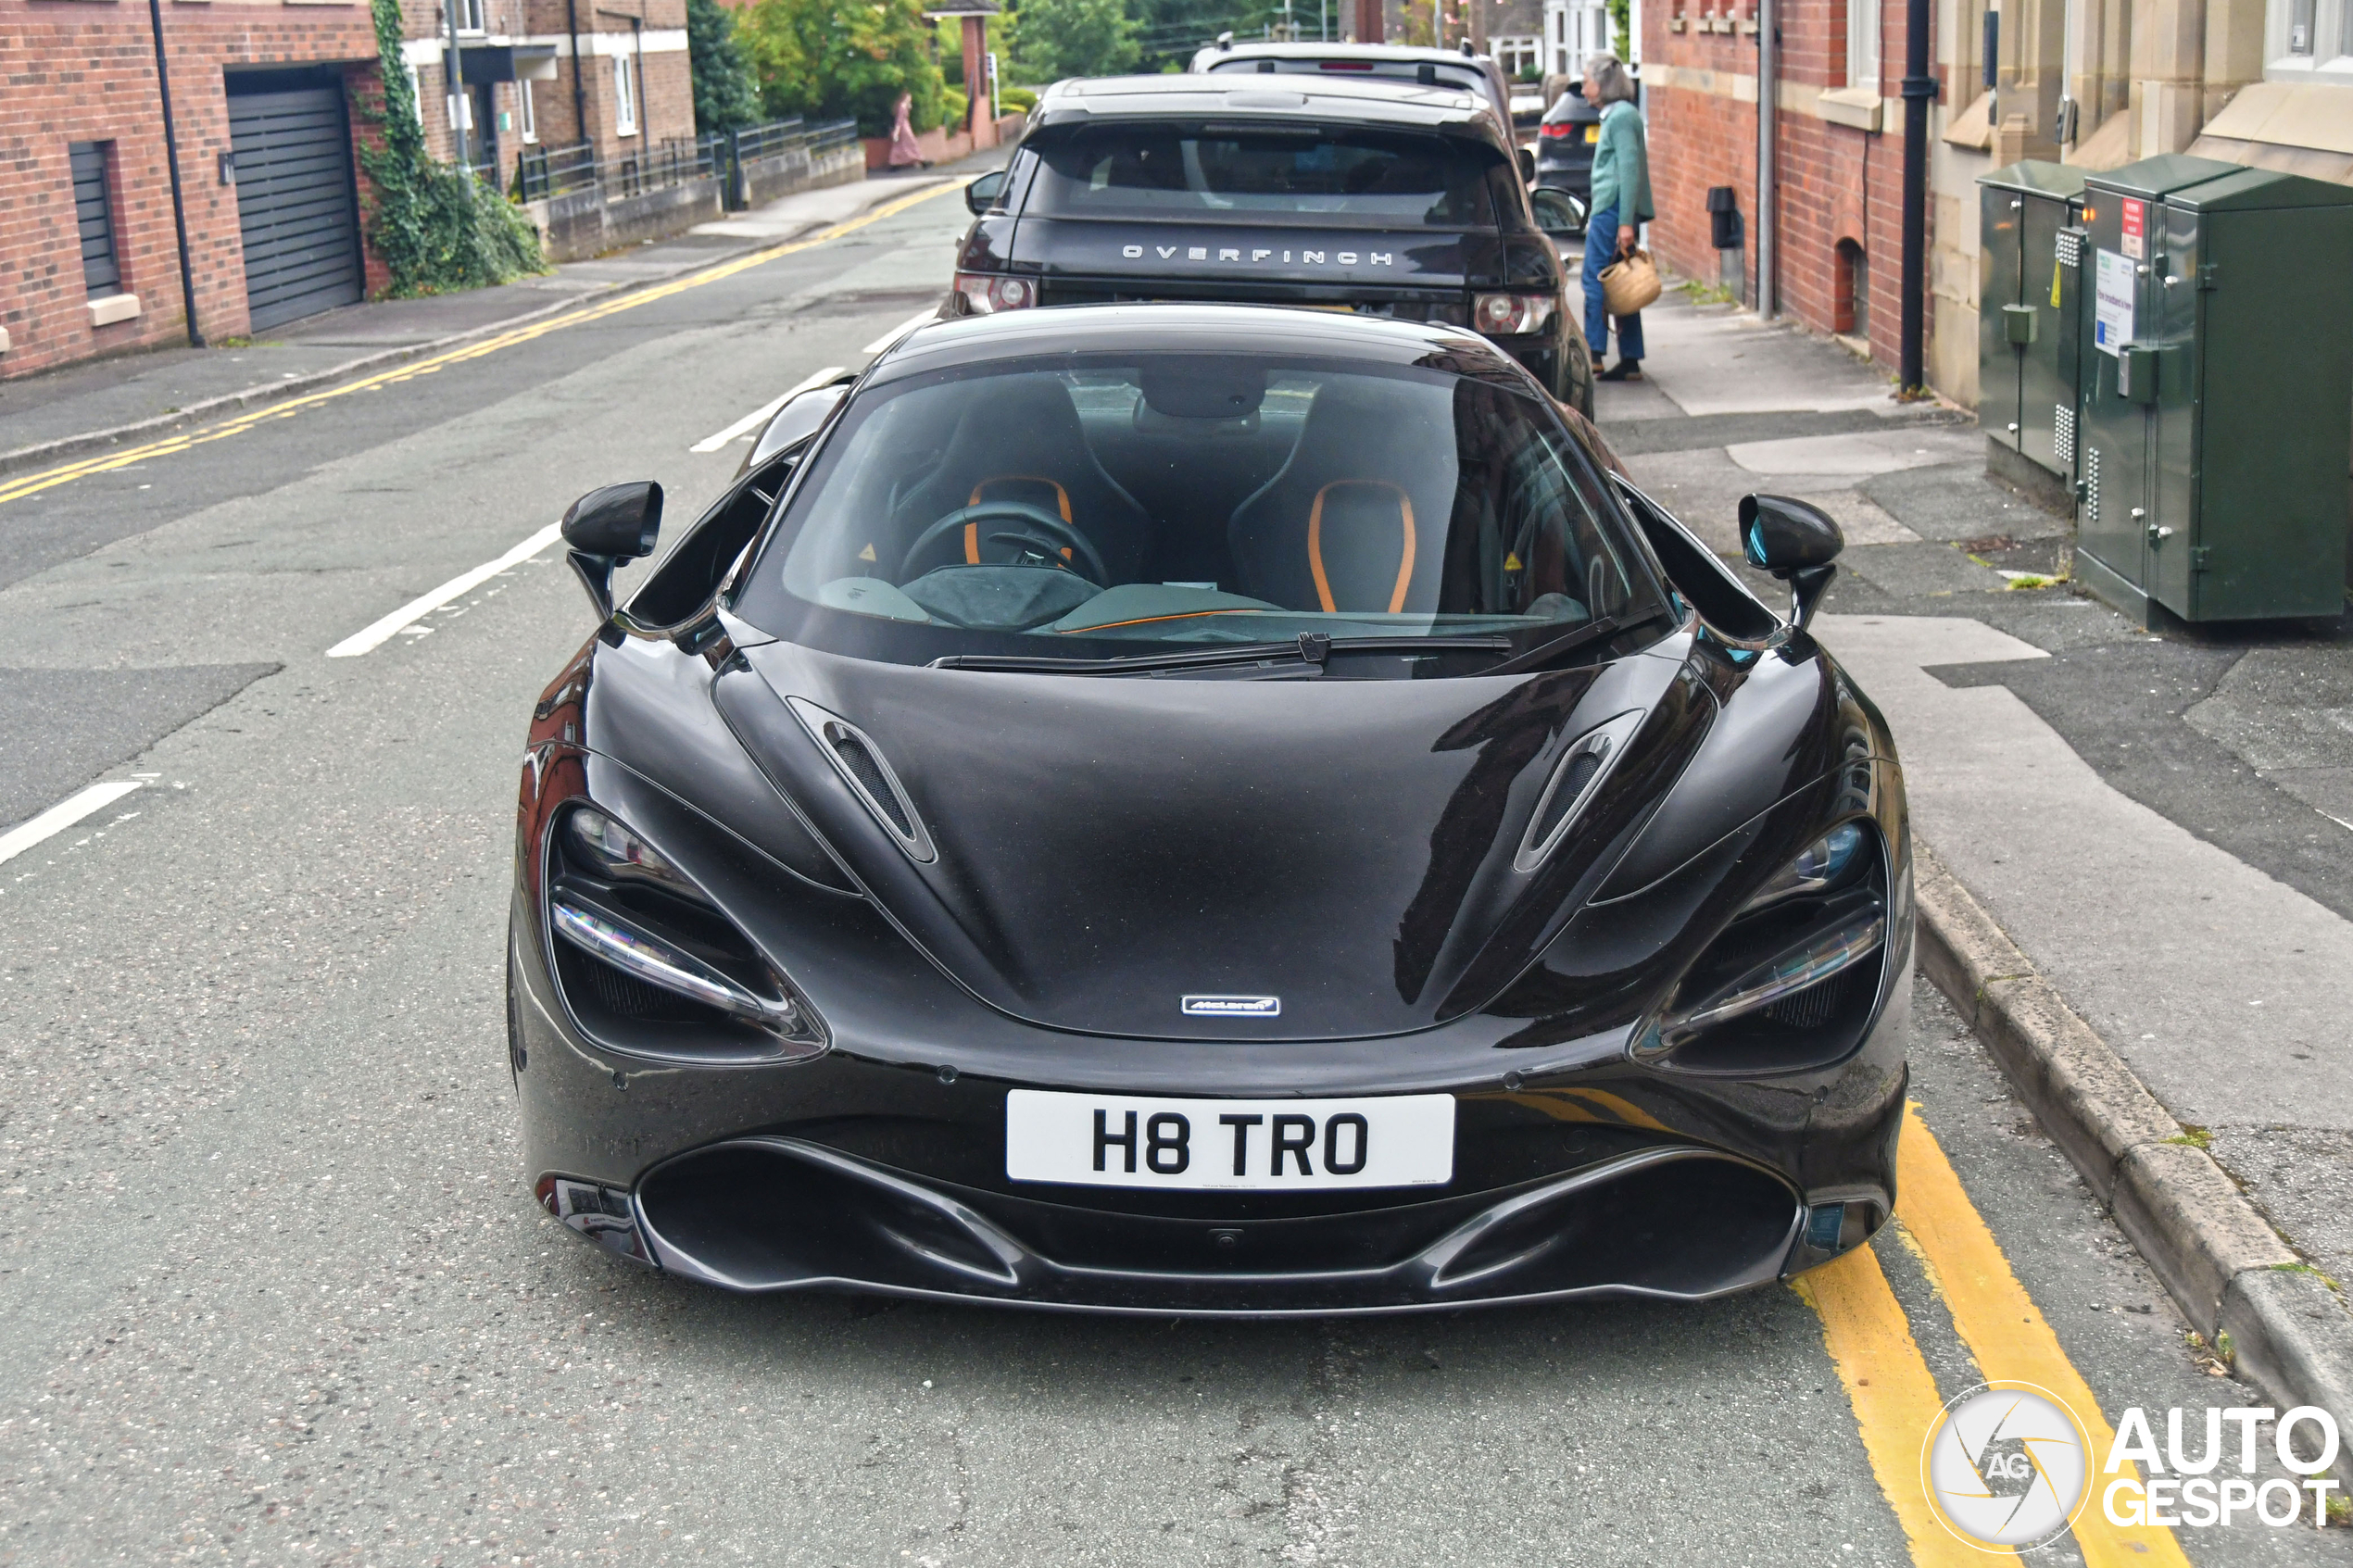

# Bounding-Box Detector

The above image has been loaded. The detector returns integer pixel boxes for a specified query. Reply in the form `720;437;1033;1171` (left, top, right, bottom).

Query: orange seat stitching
968;476;1074;521
1306;481;1416;614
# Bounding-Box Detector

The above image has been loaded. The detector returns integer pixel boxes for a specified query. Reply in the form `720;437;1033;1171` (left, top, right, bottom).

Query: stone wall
526;174;722;263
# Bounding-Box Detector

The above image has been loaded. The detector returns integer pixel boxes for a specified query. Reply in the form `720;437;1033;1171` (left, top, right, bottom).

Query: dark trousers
1581;206;1646;363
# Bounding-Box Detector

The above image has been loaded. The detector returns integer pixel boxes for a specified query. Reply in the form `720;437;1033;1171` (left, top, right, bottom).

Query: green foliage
1012;0;1139;82
1607;0;1631;58
738;0;948;135
996;84;1038;112
688;0;762;133
359;0;545;296
943;86;969;128
1393;0;1438;46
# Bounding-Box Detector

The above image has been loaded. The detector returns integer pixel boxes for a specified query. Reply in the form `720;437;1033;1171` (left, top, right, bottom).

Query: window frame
1843;0;1881;94
613;49;639;137
69;141;123;301
2266;0;2353;84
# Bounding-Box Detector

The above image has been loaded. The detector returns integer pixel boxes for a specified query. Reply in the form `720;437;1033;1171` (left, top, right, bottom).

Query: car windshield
737;351;1665;674
1029;126;1499;228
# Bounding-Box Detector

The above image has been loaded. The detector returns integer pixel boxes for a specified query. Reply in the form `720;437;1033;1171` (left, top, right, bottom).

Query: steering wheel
899;500;1110;585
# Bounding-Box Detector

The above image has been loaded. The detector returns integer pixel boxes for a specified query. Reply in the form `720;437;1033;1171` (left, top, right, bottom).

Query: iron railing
513;118;860;209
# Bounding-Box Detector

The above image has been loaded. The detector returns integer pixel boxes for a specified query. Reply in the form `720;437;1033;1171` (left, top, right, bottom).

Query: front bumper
510;909;1907;1317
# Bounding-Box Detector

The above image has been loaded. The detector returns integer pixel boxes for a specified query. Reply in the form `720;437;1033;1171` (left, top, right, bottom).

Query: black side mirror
562;481;662;618
964;169;1007;215
1739;494;1843;631
1516;146;1536;183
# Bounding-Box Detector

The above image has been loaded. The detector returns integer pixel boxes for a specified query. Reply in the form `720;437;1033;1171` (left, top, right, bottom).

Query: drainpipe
1755;0;1775;318
146;0;202;347
566;0;589;145
1898;0;1932;393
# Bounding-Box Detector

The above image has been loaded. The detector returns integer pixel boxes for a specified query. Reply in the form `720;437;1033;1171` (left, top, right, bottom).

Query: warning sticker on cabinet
2120;197;2146;260
2093;248;2134;356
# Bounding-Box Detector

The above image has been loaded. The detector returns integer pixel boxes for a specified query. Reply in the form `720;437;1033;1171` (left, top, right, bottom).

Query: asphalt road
0;190;2342;1565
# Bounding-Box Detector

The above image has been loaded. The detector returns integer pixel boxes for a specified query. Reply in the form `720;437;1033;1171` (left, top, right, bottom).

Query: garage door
229;85;363;331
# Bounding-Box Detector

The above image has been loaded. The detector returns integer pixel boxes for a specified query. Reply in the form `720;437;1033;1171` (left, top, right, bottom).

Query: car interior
771;359;1643;644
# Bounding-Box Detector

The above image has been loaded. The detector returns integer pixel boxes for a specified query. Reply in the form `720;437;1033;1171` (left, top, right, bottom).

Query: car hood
719;638;1708;1040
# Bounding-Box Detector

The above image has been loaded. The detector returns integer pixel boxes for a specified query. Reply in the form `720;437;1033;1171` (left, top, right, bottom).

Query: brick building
393;0;693;186
1641;0;1914;370
3;0;696;384
3;0;383;380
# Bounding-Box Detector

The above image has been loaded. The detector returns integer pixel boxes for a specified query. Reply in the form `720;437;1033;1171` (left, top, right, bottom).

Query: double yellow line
0;177;972;511
1795;1105;2192;1565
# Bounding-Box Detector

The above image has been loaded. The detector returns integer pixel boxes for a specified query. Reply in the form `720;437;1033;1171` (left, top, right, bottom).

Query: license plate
1005;1090;1454;1191
1583;125;1600;144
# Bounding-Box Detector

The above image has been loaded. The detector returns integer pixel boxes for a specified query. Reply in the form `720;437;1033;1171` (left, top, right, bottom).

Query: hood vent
1514;709;1645;874
786;697;936;863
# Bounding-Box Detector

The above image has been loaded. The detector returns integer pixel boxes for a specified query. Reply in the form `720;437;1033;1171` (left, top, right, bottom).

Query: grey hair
1586;53;1638;105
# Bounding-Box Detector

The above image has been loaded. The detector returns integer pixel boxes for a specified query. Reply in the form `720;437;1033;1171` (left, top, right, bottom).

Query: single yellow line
0;177;971;509
1793;1246;2010;1565
1894;1103;2192;1567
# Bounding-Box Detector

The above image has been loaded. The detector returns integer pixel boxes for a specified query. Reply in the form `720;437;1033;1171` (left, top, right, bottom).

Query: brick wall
2;0;378;382
1642;0;1932;374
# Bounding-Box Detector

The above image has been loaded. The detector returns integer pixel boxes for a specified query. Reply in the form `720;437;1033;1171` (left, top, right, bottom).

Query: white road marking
326;523;563;658
687;365;847;453
862;307;940;357
0;782;144;868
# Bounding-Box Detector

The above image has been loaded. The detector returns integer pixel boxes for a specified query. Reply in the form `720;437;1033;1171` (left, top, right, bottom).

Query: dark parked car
952;73;1593;417
1533;83;1602;206
510;304;1913;1315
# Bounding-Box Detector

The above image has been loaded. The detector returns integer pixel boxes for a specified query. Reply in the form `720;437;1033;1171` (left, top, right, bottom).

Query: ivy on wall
360;0;547;295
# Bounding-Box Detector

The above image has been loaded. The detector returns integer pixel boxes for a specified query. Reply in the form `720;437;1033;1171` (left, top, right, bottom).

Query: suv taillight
954;272;1036;315
1539;121;1577;138
1474;293;1557;336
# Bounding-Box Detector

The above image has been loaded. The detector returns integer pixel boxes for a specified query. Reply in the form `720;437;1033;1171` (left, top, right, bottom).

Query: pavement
0;203;2347;1561
0;165;986;475
1597;285;2353;1437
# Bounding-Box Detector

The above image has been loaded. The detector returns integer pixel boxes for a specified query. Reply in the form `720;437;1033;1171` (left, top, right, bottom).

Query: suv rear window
1029;126;1499;229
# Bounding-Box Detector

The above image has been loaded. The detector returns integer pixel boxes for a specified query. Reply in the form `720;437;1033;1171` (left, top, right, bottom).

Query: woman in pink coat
887;92;925;169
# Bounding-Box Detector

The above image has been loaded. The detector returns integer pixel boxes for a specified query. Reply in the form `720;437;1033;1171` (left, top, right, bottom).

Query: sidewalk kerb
0;174;958;481
1912;841;2353;1476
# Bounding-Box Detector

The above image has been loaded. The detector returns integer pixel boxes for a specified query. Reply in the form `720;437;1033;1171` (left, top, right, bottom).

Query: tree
1011;0;1139;82
688;0;762;133
738;0;948;134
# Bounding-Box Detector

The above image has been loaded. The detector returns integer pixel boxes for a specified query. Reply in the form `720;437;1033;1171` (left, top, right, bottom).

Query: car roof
1031;73;1508;149
867;303;1532;389
1187;42;1510;112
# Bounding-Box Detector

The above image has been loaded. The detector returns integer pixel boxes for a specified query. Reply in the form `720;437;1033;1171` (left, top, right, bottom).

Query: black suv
948;74;1593;416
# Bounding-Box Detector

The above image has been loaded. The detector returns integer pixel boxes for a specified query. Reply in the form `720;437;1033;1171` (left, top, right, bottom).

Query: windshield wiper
1464;616;1638;677
931;632;1513;677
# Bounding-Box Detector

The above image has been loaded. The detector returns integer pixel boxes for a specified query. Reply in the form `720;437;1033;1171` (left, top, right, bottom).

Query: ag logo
1920;1382;2092;1550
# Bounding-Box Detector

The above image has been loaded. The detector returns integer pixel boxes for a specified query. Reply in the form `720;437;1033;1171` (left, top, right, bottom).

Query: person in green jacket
1580;54;1653;382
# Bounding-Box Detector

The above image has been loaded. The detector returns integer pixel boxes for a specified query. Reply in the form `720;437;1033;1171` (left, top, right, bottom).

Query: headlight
566;808;699;897
954;272;1035;314
547;806;824;1059
1473;292;1557;335
1639;822;1889;1073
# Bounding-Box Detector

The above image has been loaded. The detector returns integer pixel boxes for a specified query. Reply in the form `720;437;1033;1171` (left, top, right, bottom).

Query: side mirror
1739;494;1843;631
1516;146;1536;183
964;169;1008;216
562;481;662;618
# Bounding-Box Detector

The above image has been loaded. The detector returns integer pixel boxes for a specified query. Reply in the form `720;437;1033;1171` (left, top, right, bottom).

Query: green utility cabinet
2075;154;2353;624
1978;160;2089;485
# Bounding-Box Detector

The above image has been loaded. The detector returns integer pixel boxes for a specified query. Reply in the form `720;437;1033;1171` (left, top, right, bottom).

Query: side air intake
786;697;937;863
1515;709;1646;873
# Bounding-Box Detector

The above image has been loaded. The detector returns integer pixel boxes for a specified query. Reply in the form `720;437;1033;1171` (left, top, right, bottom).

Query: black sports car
511;304;1912;1315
